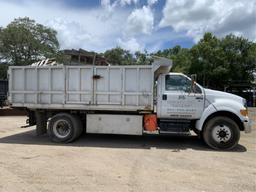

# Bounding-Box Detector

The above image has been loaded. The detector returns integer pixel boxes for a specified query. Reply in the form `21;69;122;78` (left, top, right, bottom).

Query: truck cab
156;72;251;149
157;73;204;119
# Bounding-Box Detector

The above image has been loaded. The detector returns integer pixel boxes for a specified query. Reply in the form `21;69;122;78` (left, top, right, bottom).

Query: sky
0;0;255;53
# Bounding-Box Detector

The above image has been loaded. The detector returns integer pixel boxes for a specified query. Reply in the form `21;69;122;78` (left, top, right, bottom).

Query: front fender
195;104;216;131
195;99;246;131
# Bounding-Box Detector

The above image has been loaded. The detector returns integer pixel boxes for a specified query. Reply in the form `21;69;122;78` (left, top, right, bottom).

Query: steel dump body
8;65;155;111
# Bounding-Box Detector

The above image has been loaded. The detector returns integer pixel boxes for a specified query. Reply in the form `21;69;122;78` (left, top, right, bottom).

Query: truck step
159;130;191;136
143;130;159;134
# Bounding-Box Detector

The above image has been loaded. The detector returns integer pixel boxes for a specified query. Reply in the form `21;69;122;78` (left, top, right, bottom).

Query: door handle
195;96;203;100
162;94;167;100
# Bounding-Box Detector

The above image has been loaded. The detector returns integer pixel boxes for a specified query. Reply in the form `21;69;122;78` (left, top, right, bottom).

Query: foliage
189;33;256;89
189;33;225;88
0;64;8;79
156;33;256;90
220;34;256;83
0;17;59;66
155;45;192;73
104;47;134;65
134;51;153;65
104;47;153;65
55;51;71;65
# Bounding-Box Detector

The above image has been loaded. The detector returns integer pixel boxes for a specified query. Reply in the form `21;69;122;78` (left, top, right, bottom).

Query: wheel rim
52;119;71;139
212;124;232;143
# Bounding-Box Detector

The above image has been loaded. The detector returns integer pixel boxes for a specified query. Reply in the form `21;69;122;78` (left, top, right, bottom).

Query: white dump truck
8;58;251;149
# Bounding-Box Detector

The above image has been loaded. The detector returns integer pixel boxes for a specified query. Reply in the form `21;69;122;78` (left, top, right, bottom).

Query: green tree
189;33;225;88
220;34;256;84
104;47;153;65
134;51;153;65
189;33;256;89
155;33;255;90
104;47;134;65
0;17;59;66
155;45;191;73
0;64;8;79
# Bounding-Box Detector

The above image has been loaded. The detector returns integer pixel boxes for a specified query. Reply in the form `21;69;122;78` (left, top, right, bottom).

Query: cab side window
165;75;202;93
165;75;190;92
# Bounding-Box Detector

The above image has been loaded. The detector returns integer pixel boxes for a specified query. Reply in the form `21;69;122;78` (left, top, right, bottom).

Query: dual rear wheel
48;113;83;143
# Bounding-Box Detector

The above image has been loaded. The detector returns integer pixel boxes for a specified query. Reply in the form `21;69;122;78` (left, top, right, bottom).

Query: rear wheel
203;116;240;150
48;113;83;143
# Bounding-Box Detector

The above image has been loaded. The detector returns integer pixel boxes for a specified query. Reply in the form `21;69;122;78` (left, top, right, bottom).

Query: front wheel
203;116;240;150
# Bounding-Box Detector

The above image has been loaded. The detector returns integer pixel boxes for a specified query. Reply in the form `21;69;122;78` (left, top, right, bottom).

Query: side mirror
191;74;197;82
191;74;197;93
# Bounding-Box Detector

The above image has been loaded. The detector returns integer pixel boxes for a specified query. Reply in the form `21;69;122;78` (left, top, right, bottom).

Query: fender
195;98;245;131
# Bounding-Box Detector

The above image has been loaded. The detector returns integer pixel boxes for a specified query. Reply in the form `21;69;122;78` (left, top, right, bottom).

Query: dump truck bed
8;65;154;111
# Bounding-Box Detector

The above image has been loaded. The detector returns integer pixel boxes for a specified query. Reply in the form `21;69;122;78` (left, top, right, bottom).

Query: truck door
157;74;204;119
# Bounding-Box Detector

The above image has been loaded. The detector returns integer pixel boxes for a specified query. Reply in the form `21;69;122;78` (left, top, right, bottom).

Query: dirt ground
0;109;255;192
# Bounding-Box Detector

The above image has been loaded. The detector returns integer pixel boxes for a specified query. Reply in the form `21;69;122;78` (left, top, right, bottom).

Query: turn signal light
240;109;248;116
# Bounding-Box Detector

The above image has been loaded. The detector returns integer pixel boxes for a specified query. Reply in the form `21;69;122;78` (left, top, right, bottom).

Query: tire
35;111;47;135
48;113;83;143
203;116;240;150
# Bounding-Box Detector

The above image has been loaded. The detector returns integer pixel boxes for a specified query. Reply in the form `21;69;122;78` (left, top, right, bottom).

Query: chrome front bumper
243;120;252;133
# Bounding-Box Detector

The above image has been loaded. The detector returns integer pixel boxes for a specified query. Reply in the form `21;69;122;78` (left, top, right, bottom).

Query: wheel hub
212;125;232;143
53;119;71;138
218;130;227;138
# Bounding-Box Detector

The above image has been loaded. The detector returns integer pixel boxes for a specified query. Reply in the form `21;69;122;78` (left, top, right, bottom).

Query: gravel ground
0;109;255;192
